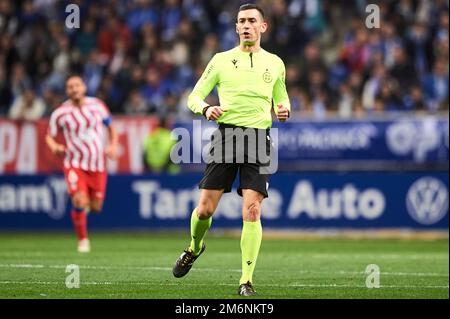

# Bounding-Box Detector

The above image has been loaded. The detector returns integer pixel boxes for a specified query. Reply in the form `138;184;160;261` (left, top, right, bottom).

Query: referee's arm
188;54;220;115
273;60;291;121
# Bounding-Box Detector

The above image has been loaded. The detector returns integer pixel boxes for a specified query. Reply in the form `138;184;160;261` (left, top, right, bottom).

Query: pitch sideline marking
0;263;448;277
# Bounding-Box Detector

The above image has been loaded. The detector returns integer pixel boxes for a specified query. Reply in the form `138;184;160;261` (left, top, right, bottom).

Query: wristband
202;105;212;118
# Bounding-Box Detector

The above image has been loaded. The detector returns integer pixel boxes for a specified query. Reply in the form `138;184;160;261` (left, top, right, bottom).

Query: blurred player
172;4;290;295
45;75;118;253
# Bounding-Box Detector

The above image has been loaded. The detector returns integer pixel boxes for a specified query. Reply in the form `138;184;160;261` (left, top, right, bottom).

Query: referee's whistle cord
250;53;253;68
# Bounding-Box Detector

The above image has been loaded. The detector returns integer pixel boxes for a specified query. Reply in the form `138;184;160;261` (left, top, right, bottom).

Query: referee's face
236;9;267;47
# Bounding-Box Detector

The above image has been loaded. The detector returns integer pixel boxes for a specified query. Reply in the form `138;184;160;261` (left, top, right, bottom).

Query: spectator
0;60;12;114
304;65;332;117
83;51;103;96
124;89;149;115
75;19;97;58
41;86;61;116
390;45;417;95
380;22;402;69
337;83;354;118
160;0;182;42
375;79;403;112
403;84;427;112
8;87;46;120
405;22;434;78
362;64;387;111
97;17;132;62
0;0;19;35
340;29;370;73
0;34;20;76
422;58;449;111
126;0;158;34
298;41;326;85
352;98;366;119
199;34;219;66
10;62;32;98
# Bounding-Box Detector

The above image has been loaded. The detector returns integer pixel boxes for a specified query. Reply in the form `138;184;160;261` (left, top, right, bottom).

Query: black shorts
199;123;273;198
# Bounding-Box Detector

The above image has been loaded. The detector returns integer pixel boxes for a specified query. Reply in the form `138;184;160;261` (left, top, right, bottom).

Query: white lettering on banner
131;181;282;220
133;181;200;219
0;123;17;173
177;189;200;218
132;181;159;219
287;181;385;220
18;186;52;212
359;189;386;219
261;190;282;219
154;189;176;219
0;122;38;174
342;184;358;219
279;124;377;151
16;124;37;174
0;186;15;210
47;178;69;219
386;118;440;162
0;178;68;219
215;194;242;219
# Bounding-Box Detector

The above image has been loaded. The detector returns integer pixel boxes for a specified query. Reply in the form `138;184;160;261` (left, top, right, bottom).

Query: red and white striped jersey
48;97;112;172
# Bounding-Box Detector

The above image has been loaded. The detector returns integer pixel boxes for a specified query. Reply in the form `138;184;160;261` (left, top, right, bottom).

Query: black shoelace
180;250;195;267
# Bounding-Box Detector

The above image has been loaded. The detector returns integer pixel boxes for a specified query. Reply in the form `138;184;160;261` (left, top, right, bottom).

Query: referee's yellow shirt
188;46;291;129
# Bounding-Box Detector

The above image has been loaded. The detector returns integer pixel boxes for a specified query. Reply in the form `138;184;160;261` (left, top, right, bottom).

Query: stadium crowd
0;0;448;120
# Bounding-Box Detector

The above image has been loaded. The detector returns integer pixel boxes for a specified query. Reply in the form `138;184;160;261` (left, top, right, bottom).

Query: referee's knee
243;201;261;222
196;202;215;219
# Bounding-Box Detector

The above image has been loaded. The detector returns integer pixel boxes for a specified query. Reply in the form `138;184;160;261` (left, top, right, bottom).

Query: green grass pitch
0;232;448;299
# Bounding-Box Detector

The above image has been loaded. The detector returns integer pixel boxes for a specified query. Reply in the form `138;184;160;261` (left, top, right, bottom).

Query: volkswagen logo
406;177;448;225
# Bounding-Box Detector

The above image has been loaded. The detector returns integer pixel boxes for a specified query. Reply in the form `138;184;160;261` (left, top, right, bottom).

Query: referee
172;3;290;296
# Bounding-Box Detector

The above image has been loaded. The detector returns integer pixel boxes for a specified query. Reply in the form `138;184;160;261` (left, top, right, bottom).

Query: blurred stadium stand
0;0;448;118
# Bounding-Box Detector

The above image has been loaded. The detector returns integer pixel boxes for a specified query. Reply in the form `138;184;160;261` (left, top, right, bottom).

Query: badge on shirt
263;70;272;83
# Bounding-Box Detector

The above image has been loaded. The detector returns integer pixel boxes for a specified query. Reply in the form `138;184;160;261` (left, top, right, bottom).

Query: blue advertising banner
174;117;449;165
0;172;448;229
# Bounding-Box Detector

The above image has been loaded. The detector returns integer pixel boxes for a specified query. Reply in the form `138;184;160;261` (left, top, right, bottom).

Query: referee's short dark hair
238;3;265;20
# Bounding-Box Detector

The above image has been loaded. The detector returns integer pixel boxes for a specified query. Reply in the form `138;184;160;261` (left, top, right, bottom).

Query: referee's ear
260;21;268;34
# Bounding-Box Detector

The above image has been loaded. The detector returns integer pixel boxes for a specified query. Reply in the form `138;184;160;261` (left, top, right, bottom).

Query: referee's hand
205;106;227;121
277;104;289;122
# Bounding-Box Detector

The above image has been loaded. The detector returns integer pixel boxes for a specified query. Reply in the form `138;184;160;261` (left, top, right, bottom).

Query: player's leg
87;170;107;213
70;191;91;252
190;189;223;254
89;199;103;213
172;189;223;278
190;126;234;250
237;158;269;296
64;168;90;252
173;159;238;278
238;188;264;296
